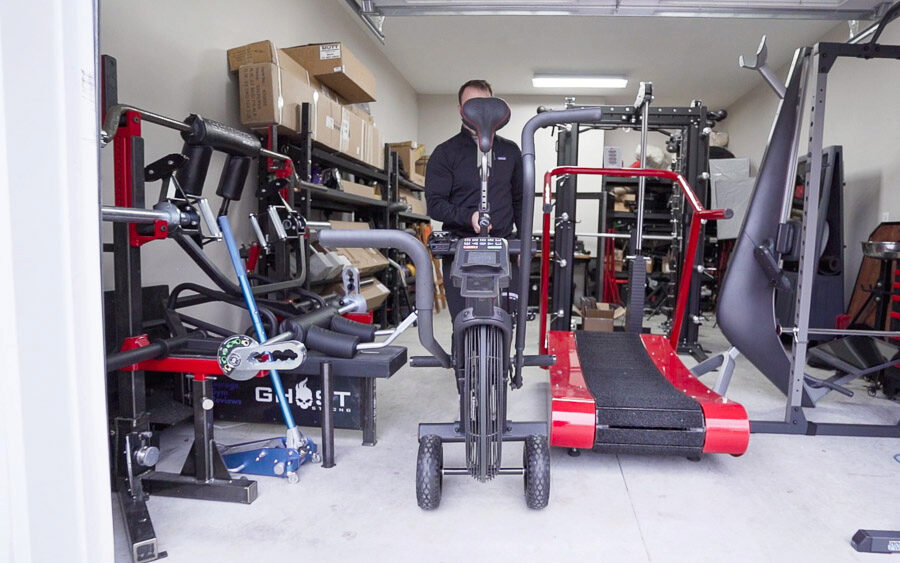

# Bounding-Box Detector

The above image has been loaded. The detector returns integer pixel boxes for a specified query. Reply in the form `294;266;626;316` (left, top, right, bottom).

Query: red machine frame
539;167;748;455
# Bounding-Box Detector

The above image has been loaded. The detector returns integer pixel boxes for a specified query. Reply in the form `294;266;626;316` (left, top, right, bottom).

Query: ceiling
378;15;842;107
368;0;889;18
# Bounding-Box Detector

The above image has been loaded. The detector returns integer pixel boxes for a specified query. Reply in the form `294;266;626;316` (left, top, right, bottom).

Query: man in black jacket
425;79;523;320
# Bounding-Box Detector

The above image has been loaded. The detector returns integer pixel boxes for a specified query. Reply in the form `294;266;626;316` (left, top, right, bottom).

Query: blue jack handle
218;216;305;448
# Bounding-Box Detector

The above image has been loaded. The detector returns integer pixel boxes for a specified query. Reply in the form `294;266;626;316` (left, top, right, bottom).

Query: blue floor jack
216;215;319;483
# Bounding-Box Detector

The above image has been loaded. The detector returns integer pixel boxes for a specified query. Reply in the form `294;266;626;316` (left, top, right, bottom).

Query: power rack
545;100;721;359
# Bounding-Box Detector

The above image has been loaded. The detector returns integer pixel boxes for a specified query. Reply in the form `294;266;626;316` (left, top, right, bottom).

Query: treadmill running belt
574;331;703;430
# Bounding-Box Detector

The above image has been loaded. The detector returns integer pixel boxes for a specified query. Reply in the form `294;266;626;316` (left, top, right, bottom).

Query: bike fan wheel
462;324;505;482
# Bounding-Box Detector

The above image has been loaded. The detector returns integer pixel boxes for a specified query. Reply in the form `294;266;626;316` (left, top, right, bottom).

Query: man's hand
471;211;491;234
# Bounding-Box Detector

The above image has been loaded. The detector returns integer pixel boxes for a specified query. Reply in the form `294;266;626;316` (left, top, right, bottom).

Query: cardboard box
368;125;384;168
341;247;389;276
614;248;624;272
389;142;427;176
399;187;427;215
340;107;367;161
227;40;280;73
415;156;429;176
322;277;389;310
613;193;636;213
325;221;389;276
308;242;349;283
340;179;380;201
579;302;623;332
237;57;342;151
303;93;342;152
282;43;376;103
238;61;313;130
409;171;426;187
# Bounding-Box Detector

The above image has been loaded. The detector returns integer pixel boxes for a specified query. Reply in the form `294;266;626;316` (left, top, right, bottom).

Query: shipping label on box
319;43;341;60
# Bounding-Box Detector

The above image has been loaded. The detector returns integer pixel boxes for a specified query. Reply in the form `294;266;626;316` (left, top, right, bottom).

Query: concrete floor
114;311;900;562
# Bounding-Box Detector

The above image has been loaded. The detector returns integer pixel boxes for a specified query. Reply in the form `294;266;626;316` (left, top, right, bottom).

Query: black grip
330;315;376;343
216;155;252;202
176;144;213;196
181;114;261;157
305;326;359;359
279;307;338;340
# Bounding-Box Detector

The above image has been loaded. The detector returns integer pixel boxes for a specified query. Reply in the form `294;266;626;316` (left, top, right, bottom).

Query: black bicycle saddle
461;97;511;153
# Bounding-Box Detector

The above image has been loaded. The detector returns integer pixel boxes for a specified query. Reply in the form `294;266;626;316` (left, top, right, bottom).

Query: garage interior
1;1;899;561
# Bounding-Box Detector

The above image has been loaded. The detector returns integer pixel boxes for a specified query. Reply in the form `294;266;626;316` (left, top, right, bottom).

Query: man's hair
458;79;493;104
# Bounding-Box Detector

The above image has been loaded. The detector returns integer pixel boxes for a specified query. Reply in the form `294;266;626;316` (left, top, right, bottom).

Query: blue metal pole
218;216;298;431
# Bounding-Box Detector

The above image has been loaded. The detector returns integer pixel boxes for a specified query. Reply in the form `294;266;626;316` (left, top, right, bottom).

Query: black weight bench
177;337;407;464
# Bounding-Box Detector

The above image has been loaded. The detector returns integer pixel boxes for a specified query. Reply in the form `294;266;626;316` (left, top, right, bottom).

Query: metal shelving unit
256;102;429;328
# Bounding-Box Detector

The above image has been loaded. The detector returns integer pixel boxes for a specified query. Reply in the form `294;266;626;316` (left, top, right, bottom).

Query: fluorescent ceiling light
532;75;628;89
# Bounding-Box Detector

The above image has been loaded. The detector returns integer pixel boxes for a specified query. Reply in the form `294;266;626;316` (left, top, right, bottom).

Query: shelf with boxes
228;38;430;327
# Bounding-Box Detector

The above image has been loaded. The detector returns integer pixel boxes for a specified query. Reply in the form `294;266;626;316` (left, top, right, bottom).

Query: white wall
99;0;419;327
723;22;900;302
2;0;114;561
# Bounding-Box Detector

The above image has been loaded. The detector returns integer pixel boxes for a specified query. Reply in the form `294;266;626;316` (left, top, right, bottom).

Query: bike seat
461;97;510;153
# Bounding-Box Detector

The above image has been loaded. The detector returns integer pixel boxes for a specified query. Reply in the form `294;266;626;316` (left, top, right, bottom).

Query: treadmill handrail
542;167;732;349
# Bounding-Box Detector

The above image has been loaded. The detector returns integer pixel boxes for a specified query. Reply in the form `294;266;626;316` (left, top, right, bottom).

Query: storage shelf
311;143;388;183
398;211;430;223
398;177;425;192
300;180;387;209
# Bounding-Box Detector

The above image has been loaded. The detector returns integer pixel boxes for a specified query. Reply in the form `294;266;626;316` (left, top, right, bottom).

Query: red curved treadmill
549;330;749;456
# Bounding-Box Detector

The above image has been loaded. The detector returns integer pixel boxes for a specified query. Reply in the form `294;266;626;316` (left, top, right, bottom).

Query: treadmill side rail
641;334;750;455
547;331;597;449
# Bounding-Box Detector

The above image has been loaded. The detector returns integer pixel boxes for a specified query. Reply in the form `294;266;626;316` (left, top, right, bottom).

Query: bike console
450;237;511;299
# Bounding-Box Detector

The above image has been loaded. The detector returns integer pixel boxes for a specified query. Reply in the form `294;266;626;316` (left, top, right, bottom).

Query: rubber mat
574;331;704;431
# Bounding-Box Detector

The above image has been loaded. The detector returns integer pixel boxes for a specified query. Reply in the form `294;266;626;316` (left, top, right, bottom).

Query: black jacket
425;128;523;239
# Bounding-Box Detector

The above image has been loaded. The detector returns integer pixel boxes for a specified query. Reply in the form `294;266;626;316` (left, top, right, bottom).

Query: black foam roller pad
181;114;261;157
279;307;339;340
176;144;213;196
216;155;252;202
305;326;359;359
330;316;376;343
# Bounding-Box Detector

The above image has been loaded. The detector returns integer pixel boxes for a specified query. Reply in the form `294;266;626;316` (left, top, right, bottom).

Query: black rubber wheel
523;434;550;509
416;434;443;510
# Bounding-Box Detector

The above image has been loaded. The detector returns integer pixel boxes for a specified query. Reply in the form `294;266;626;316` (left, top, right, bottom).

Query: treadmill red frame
538;167;730;353
548;331;750;455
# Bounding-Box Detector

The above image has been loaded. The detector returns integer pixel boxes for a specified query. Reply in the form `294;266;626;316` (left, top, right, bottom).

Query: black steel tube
517;107;604;383
320;362;335;469
106;334;192;372
318;229;451;367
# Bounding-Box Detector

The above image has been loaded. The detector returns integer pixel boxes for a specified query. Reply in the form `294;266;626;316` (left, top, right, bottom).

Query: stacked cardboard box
324;278;390;310
228;40;382;167
399;188;427;215
340;179;380;201
328;221;389;275
389;141;426;185
415;155;429;177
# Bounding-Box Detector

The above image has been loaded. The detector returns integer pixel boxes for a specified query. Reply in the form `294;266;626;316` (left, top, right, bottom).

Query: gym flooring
113;311;900;562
